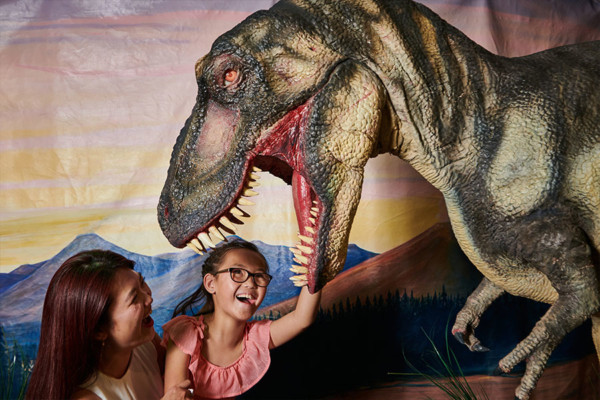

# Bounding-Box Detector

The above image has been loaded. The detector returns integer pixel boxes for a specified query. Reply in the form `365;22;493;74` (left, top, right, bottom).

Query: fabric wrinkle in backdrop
1;1;599;398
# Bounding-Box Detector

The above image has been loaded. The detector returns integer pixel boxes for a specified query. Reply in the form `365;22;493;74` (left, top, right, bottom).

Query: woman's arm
161;379;192;400
164;340;192;394
268;286;321;349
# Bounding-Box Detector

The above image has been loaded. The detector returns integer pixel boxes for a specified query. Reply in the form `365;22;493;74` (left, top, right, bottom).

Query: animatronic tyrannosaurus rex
157;0;600;398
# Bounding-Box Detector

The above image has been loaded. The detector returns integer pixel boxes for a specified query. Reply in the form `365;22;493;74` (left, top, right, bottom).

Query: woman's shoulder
70;388;102;400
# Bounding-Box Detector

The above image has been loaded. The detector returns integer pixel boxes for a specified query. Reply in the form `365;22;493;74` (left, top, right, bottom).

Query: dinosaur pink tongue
292;171;312;236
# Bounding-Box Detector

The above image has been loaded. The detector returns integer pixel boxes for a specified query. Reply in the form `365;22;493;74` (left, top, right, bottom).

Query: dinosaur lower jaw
290;170;320;288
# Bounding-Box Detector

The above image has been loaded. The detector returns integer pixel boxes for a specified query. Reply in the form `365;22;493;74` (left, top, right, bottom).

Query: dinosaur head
158;3;393;292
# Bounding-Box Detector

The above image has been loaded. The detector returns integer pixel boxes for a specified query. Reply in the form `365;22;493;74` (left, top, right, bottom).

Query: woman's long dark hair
172;239;268;317
26;250;134;400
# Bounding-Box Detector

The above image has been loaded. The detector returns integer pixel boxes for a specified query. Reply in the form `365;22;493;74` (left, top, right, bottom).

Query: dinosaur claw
472;343;489;352
453;331;466;345
493;366;507;376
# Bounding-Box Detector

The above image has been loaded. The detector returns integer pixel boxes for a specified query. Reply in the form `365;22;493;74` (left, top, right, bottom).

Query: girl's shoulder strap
246;319;272;348
161;315;205;356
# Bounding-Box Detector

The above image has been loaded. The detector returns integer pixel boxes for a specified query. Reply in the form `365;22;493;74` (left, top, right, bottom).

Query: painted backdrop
1;1;599;399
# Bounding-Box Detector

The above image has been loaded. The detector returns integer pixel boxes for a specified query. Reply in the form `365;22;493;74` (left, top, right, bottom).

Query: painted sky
1;0;599;272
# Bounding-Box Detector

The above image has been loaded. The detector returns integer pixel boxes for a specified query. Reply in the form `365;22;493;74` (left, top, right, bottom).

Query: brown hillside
321;354;599;400
257;222;482;318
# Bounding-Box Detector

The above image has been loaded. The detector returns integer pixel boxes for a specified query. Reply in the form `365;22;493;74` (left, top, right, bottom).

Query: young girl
162;239;321;399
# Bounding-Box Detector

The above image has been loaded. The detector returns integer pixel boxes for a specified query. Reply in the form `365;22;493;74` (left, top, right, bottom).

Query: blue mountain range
0;233;377;359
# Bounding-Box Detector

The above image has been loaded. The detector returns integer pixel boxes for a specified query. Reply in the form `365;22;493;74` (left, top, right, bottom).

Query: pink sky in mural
1;0;598;272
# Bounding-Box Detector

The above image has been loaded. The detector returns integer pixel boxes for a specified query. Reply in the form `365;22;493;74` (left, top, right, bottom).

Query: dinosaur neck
289;0;499;191
367;0;498;191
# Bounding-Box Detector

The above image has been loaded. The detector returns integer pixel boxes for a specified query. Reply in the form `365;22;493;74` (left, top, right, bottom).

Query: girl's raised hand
268;286;321;349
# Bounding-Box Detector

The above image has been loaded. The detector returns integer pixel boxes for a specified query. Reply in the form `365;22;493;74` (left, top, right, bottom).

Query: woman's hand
161;379;193;400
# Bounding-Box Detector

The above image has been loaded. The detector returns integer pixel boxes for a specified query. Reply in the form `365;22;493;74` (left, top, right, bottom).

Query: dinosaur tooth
310;206;318;213
252;166;262;172
243;189;258;197
289;248;301;255
305;226;315;234
230;206;244;216
186;242;204;255
219;216;236;231
289;275;307;281
209;226;225;241
250;172;260;180
309;217;316;224
246;181;260;188
198;232;216;249
190;238;205;251
238;197;254;206
310;210;318;217
293;255;309;264
296;244;312;254
298;234;314;244
290;266;308;274
292;278;308;287
230;216;245;225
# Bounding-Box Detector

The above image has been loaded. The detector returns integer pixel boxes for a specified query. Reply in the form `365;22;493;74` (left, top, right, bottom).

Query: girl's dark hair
26;250;135;400
172;239;268;317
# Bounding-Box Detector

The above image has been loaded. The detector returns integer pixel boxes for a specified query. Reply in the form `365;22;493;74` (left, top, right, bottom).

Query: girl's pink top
162;315;272;399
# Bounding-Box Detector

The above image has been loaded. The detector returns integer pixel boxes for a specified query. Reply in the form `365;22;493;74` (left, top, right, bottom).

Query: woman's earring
99;339;106;362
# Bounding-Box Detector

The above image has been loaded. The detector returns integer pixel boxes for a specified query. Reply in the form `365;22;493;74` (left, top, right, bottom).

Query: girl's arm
164;340;192;394
268;286;321;349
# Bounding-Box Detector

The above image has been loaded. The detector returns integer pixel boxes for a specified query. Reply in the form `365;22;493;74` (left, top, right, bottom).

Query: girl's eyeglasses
214;267;272;287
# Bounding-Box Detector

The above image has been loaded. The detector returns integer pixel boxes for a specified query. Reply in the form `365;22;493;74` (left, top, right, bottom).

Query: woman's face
102;267;155;350
207;248;269;321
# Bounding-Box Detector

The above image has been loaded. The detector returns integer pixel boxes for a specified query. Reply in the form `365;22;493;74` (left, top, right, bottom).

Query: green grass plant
0;328;33;400
390;326;489;400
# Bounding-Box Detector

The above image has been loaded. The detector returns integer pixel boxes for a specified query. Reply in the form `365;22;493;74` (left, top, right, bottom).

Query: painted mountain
0;232;376;360
256;223;481;318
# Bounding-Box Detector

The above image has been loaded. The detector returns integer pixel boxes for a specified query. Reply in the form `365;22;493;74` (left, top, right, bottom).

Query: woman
26;250;191;400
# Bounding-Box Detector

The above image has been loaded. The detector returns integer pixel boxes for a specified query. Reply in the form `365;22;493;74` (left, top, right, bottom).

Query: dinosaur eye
223;68;239;87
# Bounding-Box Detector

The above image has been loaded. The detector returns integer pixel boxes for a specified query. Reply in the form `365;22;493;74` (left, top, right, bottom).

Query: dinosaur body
158;1;600;398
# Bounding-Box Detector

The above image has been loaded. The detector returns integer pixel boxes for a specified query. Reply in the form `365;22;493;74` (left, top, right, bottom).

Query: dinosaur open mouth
183;96;322;288
184;154;321;287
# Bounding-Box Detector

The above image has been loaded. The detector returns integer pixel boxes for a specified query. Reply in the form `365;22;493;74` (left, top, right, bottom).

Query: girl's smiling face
205;248;269;321
101;267;155;350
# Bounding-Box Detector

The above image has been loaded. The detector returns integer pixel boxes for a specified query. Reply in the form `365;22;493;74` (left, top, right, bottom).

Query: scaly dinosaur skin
157;1;600;398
